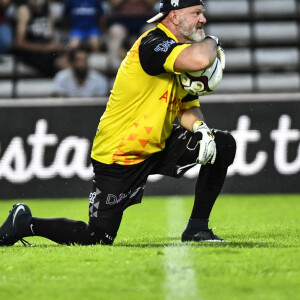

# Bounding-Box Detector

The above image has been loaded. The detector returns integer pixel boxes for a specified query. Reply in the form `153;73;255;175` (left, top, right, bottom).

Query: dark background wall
0;96;299;199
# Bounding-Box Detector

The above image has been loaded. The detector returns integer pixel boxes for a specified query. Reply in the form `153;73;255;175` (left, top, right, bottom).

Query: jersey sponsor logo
89;192;97;204
178;131;188;140
105;185;145;205
73;7;97;16
89;186;101;204
29;16;52;39
129;187;142;198
154;40;176;53
158;90;183;113
106;194;118;205
106;192;127;205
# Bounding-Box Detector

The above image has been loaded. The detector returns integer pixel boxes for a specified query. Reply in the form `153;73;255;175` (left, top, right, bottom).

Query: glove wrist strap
193;120;206;133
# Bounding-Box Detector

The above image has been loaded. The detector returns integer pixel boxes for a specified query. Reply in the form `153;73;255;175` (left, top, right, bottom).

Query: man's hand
205;35;226;70
192;121;217;165
217;45;225;70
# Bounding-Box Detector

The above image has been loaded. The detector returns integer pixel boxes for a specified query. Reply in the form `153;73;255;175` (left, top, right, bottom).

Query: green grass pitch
0;195;299;300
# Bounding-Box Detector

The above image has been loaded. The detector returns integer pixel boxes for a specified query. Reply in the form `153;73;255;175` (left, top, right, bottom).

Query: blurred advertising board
0;94;299;199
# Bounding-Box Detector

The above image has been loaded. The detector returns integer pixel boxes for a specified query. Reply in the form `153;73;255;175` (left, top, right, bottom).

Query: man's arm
177;106;205;132
178;107;216;165
16;5;61;52
174;38;217;73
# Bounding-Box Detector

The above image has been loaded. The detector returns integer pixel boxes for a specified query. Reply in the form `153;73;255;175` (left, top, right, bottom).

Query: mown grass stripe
164;197;201;300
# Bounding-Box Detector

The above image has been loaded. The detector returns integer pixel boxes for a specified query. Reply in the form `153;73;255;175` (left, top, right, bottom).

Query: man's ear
168;10;180;26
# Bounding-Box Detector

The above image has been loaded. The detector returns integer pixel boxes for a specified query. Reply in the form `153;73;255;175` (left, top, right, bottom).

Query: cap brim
147;12;165;23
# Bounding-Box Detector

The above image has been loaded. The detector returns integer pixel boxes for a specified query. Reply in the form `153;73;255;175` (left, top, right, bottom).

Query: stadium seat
254;22;298;44
217;74;253;93
0;54;41;77
206;23;251;46
257;73;300;92
0;80;13;98
88;53;109;73
253;0;297;17
16;79;53;97
254;48;299;71
225;48;252;71
205;0;249;18
0;55;12;77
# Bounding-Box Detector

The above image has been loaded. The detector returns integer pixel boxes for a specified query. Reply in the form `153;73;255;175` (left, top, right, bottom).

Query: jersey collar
157;23;179;42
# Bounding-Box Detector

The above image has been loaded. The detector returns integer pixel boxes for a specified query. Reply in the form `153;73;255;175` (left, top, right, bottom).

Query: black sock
30;217;113;245
189;129;236;220
185;218;209;233
190;163;228;219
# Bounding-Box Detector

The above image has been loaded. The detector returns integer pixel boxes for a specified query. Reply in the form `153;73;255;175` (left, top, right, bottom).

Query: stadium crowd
0;0;158;97
1;0;299;97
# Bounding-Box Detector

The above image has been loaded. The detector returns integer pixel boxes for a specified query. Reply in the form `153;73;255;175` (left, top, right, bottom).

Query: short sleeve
178;89;200;109
139;31;191;76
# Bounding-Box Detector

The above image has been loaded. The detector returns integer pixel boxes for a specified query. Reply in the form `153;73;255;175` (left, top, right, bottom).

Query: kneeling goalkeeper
0;0;236;246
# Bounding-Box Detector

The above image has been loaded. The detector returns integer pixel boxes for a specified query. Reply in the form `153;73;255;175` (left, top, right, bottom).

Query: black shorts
88;125;202;236
88;125;227;239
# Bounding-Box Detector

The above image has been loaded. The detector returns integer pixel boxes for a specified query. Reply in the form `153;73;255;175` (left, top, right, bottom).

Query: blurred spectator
0;0;13;54
15;0;68;77
63;0;105;52
53;46;108;97
107;0;156;71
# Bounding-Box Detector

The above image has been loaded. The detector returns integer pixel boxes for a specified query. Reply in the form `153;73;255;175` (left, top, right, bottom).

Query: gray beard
178;17;205;42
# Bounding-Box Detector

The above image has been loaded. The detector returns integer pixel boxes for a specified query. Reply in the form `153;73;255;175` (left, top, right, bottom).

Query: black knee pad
213;130;236;167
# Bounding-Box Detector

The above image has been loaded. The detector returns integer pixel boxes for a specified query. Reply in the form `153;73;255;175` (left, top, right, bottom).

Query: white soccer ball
177;57;223;96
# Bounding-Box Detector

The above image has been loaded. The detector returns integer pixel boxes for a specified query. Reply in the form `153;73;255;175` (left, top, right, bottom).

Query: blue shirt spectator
0;0;13;54
64;0;104;52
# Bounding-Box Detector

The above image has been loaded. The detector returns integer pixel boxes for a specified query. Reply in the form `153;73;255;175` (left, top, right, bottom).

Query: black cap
147;0;205;23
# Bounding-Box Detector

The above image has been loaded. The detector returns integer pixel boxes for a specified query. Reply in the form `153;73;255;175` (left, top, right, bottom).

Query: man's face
72;51;88;78
29;0;50;15
178;5;207;42
0;0;11;10
30;0;47;10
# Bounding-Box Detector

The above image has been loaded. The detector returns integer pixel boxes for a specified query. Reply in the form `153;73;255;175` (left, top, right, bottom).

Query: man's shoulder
54;68;73;80
139;24;181;57
140;26;175;46
138;25;182;76
17;4;31;20
89;70;107;82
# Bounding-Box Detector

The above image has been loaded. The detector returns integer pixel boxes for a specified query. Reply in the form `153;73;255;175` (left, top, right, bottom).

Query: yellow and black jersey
91;23;200;165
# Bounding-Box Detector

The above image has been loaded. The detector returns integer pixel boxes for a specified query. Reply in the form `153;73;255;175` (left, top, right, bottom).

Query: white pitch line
164;197;201;300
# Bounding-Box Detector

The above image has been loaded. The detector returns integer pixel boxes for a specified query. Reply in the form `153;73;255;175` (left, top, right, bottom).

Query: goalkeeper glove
192;121;217;165
205;35;226;70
